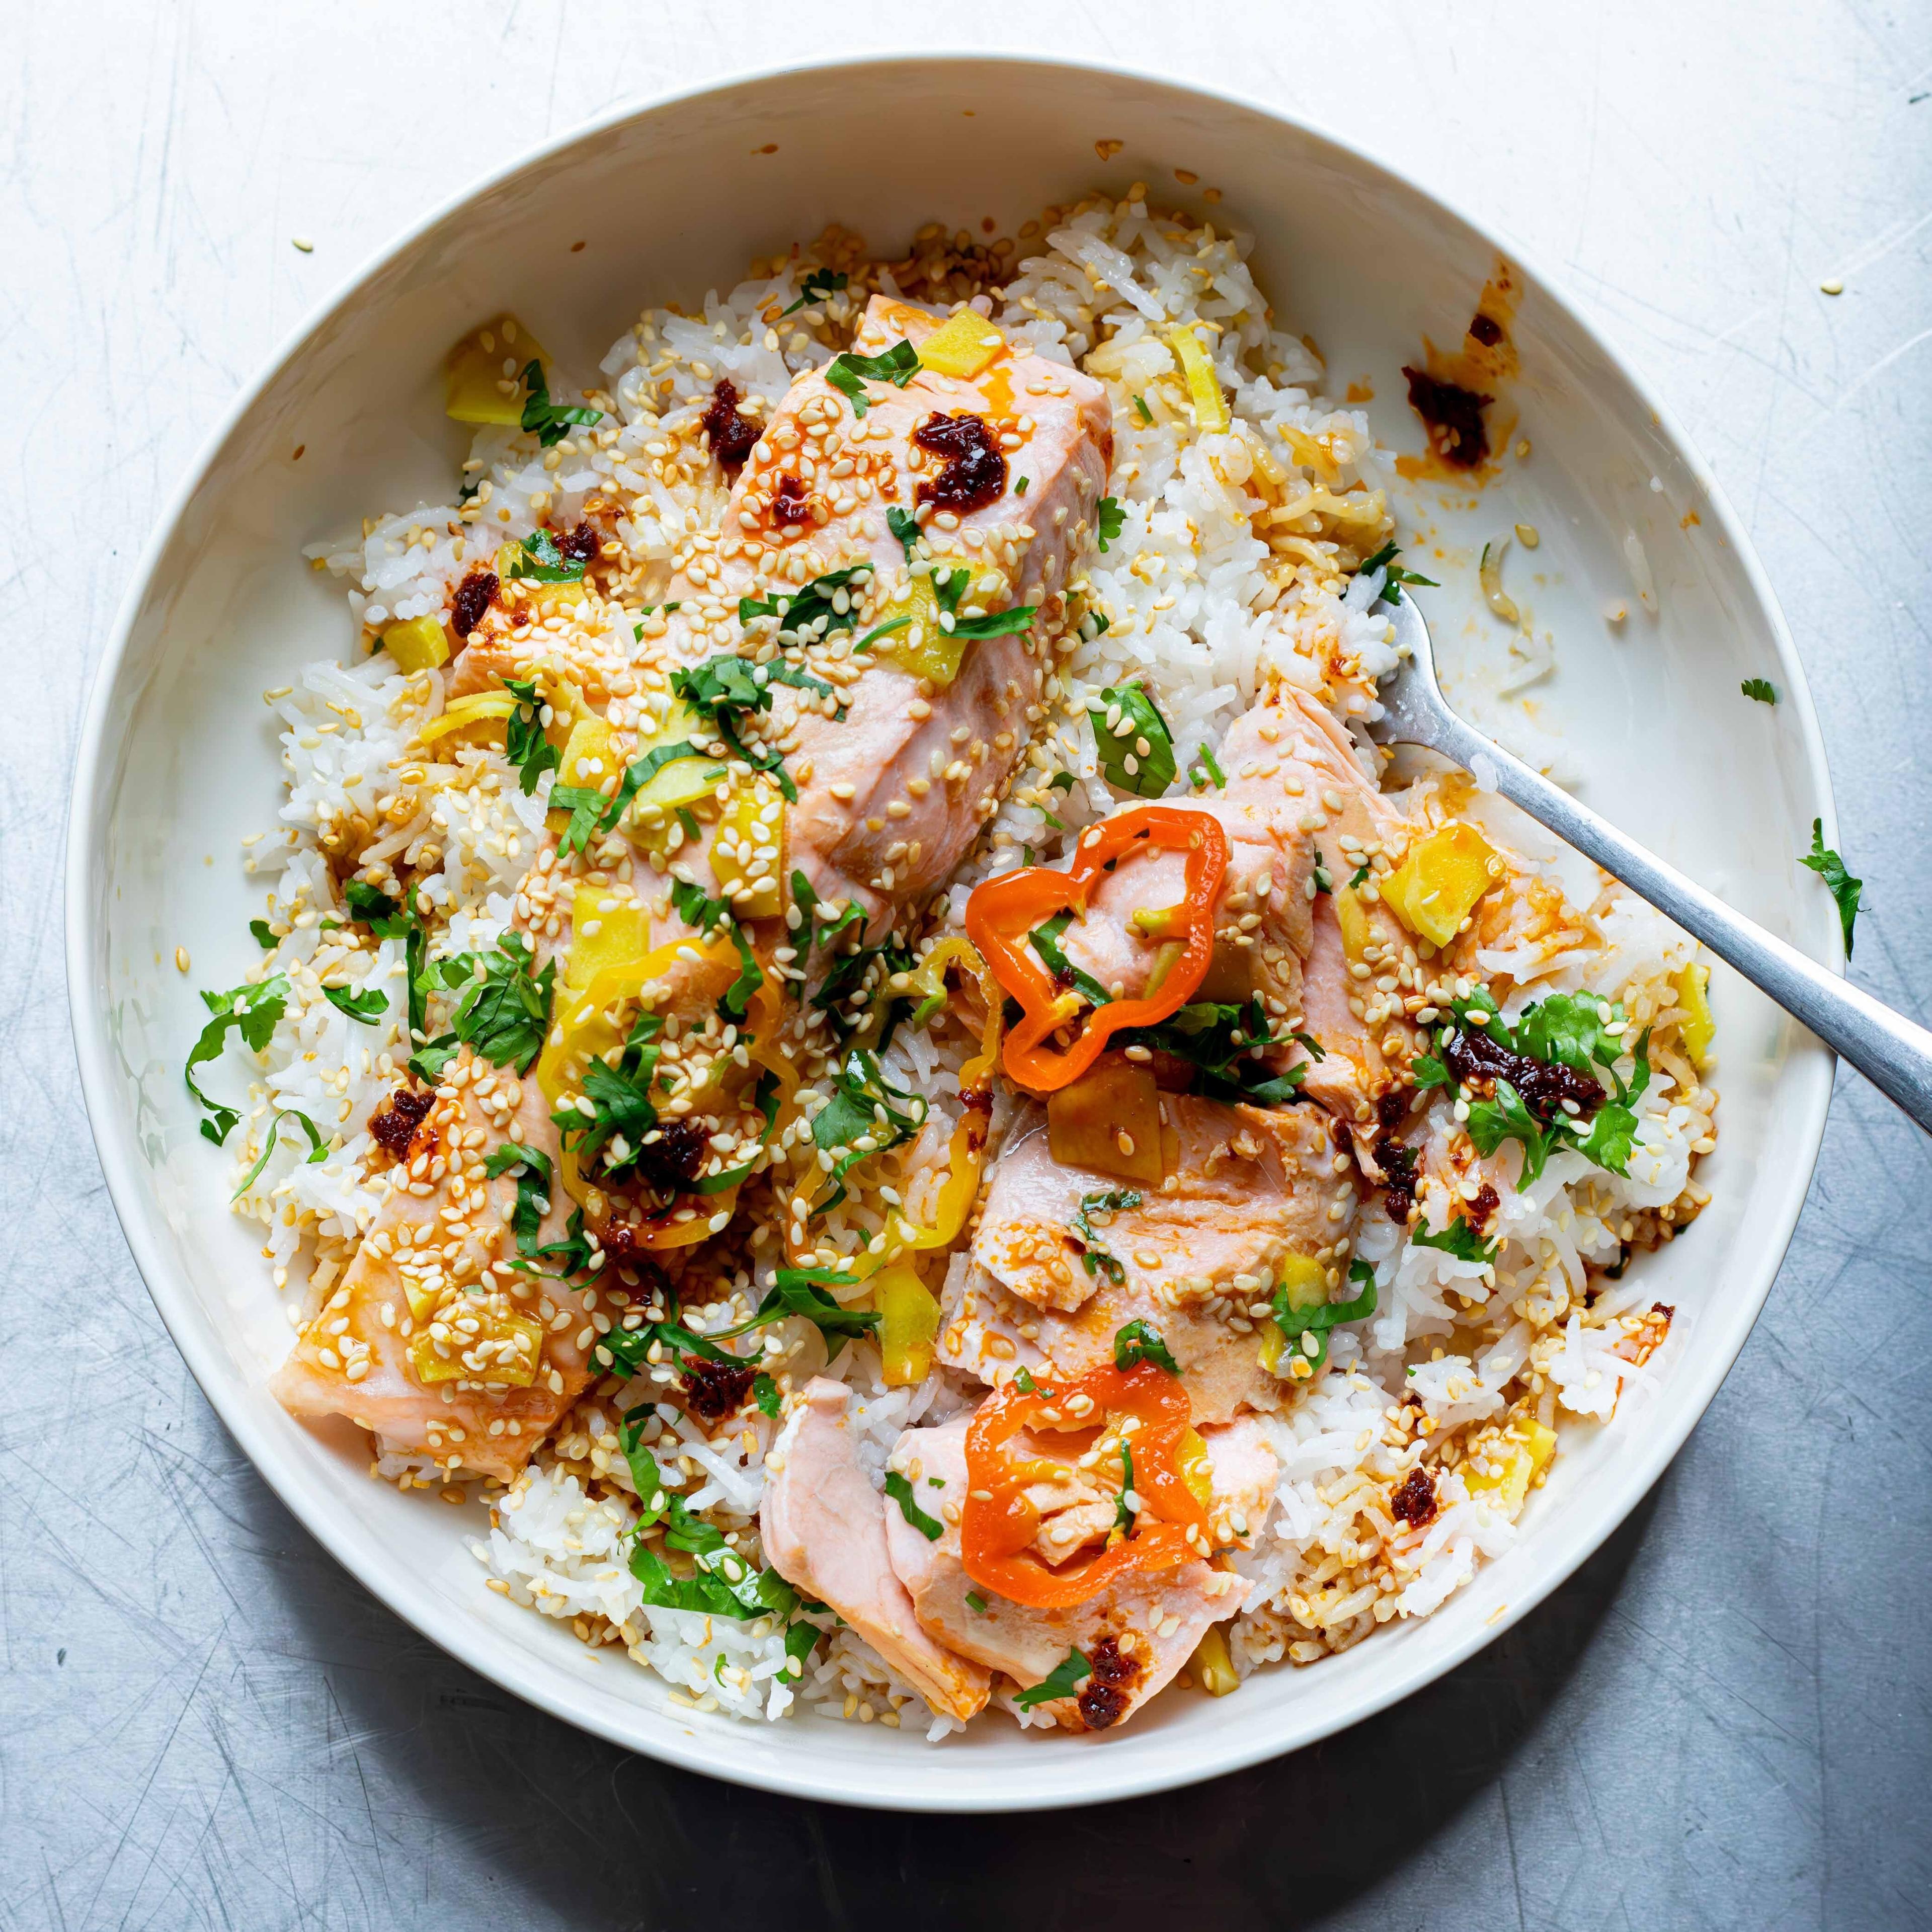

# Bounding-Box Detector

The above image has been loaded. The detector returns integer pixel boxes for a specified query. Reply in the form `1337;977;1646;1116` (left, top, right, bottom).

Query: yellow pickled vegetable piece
1333;880;1372;959
878;577;967;689
1259;1253;1328;1374
1674;961;1715;1068
628;700;732;819
916;312;1008;380
445;314;547;426
382;614;451;673
1190;1625;1240;1697
1277;1252;1329;1313
1382;822;1500;948
566;883;653;995
1461;1417;1557;1519
408;1303;544;1387
1168;325;1230;434
877;1265;942;1386
710;783;786;920
416;690;517;746
1179;1427;1214;1509
1046;1059;1164;1185
546;715;615;841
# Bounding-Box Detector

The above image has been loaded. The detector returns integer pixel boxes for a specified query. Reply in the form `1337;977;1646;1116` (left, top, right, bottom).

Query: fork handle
1417;707;1932;1132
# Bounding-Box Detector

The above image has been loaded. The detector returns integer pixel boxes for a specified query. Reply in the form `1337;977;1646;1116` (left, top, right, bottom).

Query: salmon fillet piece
760;1377;991;1724
880;1414;1273;1731
270;1047;597;1483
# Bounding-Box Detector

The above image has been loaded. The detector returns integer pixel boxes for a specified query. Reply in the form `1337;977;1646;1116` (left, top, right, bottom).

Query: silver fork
1372;594;1932;1133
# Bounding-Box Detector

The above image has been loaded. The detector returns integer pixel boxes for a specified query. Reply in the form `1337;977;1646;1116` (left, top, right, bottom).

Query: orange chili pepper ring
963;804;1229;1093
960;1362;1209;1609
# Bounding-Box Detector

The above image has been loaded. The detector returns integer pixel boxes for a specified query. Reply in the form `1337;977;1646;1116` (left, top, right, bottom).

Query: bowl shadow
267;1450;1659;1930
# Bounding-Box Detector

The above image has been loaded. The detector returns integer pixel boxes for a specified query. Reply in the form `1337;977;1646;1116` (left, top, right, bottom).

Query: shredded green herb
1069;1189;1140;1284
825;340;920;417
1358;538;1438;605
1013;1649;1092;1710
320;982;386;1024
1096;496;1126;552
1272;1259;1378;1373
503;677;560;793
502;526;586;584
518;359;603;448
884;1472;944;1541
1089;681;1176;796
1801;819;1862;956
185;976;290;1145
1740;677;1778;705
1112;1317;1178;1375
781;268;848;315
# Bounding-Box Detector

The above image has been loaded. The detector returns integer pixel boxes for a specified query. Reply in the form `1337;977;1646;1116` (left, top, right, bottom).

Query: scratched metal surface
7;3;1931;1925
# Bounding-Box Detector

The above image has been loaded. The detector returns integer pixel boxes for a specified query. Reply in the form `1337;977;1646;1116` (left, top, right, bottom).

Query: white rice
202;192;1716;1731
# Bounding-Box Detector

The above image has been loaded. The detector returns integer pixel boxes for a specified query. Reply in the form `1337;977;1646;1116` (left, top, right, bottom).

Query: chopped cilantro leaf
1013;1648;1092;1709
781;268;848;315
1029;910;1112;1008
231;1106;328;1197
517;359;603;449
887;505;922;565
825;340;919;417
1801;819;1862;956
1069;1188;1140;1284
884;1471;944;1541
1358;538;1438;604
446;933;554;1072
320;982;387;1025
1113;1318;1179;1375
1741;677;1778;705
503;677;560;794
249;919;277;950
1096;496;1126;553
1271;1259;1378;1374
806;1049;926;1217
503;526;586;584
1089;681;1176;797
1411;1220;1498;1264
185;975;289;1145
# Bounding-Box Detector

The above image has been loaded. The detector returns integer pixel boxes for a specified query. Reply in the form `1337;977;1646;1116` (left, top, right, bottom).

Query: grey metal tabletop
7;3;1930;1925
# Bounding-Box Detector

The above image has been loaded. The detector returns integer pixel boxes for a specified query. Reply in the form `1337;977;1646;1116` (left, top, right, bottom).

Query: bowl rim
65;47;1838;1812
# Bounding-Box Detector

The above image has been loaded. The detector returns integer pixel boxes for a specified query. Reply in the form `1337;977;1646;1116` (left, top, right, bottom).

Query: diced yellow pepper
1674;961;1715;1068
416;690;518;746
1178;1427;1214;1509
876;1264;941;1386
1461;1417;1557;1519
628;700;732;818
709;783;786;920
555;713;614;789
382;614;451;673
1168;325;1230;434
408;1304;544;1387
1277;1252;1329;1313
1333;881;1372;959
566;883;654;995
916;312;1009;380
1047;1059;1165;1185
1259;1253;1328;1375
877;578;967;689
1190;1625;1240;1697
444;314;548;426
1381;822;1500;948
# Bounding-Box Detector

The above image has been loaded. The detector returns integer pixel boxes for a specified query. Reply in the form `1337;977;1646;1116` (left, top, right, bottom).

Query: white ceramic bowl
67;53;1838;1812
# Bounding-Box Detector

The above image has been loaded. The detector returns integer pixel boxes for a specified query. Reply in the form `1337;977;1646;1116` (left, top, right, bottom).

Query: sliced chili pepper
962;1361;1208;1609
964;806;1229;1093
